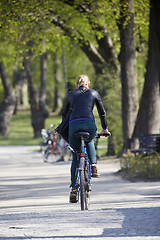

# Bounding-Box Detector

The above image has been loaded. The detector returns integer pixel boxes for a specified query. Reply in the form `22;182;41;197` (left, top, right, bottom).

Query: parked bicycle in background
40;124;59;162
40;124;71;163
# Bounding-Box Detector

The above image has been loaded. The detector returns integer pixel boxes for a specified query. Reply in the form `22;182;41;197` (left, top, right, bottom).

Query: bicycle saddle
75;132;90;139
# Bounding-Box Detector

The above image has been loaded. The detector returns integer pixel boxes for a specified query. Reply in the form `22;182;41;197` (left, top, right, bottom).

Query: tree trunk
131;1;160;148
107;137;115;156
95;25;120;76
0;62;15;136
151;0;160;85
13;69;29;114
23;54;49;138
119;0;138;152
20;82;29;109
52;52;63;112
39;53;47;110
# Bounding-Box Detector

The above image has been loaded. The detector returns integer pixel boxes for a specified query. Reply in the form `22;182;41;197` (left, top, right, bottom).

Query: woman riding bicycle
61;74;110;202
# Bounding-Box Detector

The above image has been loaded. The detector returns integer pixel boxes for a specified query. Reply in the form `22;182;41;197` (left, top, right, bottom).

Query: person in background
61;74;110;202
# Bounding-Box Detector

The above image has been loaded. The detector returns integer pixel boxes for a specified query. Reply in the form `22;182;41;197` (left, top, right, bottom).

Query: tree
0;62;15;136
151;0;160;84
52;51;63;112
23;51;49;138
131;0;160;148
119;0;138;152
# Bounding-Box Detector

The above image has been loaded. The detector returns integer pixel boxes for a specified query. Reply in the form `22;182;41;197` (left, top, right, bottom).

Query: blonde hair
76;74;90;87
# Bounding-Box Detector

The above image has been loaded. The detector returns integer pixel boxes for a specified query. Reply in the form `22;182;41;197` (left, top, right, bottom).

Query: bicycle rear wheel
84;162;91;210
80;169;86;210
85;190;89;210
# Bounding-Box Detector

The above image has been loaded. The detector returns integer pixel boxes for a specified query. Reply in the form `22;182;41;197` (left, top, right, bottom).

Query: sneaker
69;187;78;203
91;165;100;177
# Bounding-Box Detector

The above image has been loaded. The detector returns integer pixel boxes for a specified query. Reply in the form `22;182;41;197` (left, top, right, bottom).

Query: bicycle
69;131;111;210
40;124;60;162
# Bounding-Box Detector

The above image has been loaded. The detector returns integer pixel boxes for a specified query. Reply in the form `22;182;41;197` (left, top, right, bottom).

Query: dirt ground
0;146;160;240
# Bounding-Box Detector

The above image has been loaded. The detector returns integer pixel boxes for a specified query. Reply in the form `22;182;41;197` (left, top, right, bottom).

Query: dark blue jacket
62;86;108;129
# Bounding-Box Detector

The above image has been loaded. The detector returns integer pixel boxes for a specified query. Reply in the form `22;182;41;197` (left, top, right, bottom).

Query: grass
0;109;109;157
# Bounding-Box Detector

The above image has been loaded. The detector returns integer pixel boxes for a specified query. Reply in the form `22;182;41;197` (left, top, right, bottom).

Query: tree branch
51;15;105;74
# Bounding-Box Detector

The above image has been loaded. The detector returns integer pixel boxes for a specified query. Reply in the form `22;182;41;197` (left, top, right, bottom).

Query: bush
118;150;160;181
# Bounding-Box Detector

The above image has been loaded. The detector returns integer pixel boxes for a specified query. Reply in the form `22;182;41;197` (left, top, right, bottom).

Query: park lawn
0;110;61;146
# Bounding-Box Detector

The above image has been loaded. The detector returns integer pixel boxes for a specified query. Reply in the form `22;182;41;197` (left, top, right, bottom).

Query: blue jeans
69;120;97;187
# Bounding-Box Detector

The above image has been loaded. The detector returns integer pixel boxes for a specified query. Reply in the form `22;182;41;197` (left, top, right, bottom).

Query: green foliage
134;0;150;40
64;43;95;88
0;0;150;58
0;0;63;61
119;150;160;180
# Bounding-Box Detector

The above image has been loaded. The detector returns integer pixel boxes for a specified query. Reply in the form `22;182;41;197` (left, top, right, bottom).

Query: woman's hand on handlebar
100;129;111;135
97;129;111;138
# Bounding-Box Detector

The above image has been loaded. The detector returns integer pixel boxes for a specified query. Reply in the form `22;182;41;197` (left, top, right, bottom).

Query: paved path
0;146;160;240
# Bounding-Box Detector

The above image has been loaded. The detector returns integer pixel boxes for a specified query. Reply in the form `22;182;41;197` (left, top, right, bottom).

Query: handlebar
96;132;111;138
66;132;111;153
